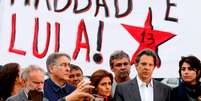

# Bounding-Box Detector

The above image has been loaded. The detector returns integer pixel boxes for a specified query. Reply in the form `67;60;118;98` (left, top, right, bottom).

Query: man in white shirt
114;48;171;101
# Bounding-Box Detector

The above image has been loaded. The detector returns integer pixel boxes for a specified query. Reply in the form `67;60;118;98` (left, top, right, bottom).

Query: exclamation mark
11;0;15;5
93;21;104;64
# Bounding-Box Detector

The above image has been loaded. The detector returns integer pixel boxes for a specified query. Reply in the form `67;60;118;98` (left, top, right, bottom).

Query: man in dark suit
114;48;171;101
6;65;48;101
109;50;131;97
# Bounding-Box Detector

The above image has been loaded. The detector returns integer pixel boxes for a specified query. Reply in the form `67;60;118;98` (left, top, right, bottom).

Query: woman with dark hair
0;63;23;101
171;55;201;101
90;69;113;101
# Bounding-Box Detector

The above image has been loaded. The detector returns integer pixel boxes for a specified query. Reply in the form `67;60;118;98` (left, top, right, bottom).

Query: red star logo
121;8;176;67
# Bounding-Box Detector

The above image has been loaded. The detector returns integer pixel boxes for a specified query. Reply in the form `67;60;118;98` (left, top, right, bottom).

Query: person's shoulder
6;96;15;101
154;79;171;89
6;95;20;101
7;90;27;101
117;79;135;87
43;97;49;101
44;78;54;88
44;79;51;89
44;78;51;83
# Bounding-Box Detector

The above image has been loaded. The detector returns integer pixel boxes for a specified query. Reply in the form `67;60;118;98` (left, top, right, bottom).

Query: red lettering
55;22;60;52
9;13;26;55
72;19;90;62
32;18;50;58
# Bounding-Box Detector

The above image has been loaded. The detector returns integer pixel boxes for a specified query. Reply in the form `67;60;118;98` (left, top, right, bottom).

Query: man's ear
22;79;26;84
134;63;139;71
111;66;114;72
15;76;22;84
48;65;55;74
134;63;138;67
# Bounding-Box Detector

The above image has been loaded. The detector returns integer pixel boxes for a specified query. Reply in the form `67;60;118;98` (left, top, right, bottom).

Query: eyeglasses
55;63;70;67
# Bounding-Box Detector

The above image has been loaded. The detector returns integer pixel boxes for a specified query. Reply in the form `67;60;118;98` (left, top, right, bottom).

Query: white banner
0;0;200;78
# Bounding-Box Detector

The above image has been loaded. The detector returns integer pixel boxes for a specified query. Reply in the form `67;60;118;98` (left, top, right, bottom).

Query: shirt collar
48;78;65;92
23;89;28;98
136;75;153;87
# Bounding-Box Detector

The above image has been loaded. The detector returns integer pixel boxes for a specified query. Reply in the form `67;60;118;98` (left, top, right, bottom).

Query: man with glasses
44;52;94;101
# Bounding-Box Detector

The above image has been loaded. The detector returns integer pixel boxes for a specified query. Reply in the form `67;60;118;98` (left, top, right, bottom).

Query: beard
118;71;129;79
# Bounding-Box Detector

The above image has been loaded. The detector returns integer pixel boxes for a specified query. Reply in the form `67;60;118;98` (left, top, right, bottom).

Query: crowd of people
0;48;201;101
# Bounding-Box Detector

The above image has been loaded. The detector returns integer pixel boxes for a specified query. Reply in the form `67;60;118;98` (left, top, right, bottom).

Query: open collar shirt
137;75;153;101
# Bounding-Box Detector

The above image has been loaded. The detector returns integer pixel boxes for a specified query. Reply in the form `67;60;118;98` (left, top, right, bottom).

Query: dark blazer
6;90;48;101
114;77;171;101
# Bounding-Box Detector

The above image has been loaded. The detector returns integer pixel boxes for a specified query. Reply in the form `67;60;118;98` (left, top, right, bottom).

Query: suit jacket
6;90;48;101
114;77;171;101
